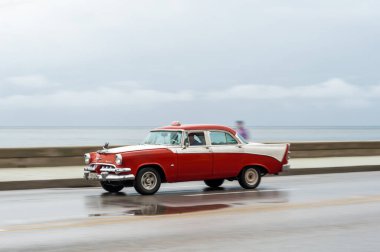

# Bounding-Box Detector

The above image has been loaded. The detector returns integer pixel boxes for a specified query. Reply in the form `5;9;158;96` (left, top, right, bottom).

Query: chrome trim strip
101;174;135;181
84;165;96;172
89;163;117;167
85;163;127;172
99;167;131;174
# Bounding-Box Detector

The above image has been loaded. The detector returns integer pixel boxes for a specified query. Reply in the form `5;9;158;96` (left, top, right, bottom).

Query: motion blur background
2;3;380;252
1;0;380;145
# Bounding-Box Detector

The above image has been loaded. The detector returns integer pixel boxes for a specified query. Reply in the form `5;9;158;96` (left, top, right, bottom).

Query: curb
1;165;380;191
281;165;380;176
0;179;99;191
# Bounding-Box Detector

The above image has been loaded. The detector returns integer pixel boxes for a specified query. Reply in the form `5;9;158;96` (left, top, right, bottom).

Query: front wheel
100;181;124;193
204;179;224;188
238;167;261;189
134;167;161;195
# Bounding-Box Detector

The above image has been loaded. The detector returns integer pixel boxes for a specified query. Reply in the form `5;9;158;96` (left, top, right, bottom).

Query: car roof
154;124;237;135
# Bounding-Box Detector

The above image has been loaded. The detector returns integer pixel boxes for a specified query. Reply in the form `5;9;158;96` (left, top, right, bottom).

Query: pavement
0;156;379;190
1;172;380;251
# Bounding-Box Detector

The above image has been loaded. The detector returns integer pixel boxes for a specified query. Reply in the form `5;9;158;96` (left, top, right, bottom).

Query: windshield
143;131;183;146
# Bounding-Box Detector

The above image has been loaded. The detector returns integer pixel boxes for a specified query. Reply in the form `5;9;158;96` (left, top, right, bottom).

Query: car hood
99;145;169;154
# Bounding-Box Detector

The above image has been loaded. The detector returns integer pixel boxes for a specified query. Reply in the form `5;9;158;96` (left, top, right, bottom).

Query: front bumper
84;165;135;181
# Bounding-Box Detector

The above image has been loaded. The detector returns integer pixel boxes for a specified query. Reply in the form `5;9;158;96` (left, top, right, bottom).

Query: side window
225;133;238;144
210;131;238;145
188;132;206;146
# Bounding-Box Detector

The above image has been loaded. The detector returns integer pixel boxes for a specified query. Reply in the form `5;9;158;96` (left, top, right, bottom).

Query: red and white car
84;123;290;195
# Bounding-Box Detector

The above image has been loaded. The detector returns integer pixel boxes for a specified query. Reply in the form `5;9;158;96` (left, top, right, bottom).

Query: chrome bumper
282;164;291;171
84;165;135;181
84;172;135;181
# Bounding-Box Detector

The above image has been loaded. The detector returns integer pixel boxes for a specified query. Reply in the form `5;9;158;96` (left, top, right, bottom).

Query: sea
0;126;379;148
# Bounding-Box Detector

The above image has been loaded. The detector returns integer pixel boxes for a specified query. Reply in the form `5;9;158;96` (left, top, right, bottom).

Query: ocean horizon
0;125;379;148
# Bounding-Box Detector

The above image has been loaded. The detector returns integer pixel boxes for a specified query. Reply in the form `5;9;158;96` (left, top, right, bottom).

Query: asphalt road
1;172;380;252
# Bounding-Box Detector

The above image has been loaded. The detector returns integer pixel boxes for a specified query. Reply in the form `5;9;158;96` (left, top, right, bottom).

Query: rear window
210;131;238;145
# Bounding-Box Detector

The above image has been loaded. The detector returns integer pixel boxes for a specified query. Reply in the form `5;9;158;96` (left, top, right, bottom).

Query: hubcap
141;172;157;190
245;168;258;185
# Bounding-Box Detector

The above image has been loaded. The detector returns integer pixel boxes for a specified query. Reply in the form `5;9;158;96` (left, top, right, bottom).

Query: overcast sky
0;0;379;126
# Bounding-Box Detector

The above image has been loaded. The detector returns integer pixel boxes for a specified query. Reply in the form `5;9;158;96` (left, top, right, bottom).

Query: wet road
1;172;380;251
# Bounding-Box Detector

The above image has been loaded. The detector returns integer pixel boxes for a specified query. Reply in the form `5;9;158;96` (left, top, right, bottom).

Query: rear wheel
204;179;224;188
238;167;261;189
134;167;161;195
100;181;124;193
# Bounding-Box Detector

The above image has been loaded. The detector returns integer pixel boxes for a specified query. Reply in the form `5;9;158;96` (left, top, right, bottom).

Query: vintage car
84;122;290;195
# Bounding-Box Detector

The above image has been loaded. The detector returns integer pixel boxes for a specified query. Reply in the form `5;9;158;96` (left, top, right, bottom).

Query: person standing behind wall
236;120;250;141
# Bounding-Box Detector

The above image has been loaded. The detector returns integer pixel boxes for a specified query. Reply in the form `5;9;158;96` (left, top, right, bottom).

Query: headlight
115;154;123;165
84;153;91;165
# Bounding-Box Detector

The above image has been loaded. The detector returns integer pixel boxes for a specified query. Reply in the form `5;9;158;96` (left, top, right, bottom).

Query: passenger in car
189;133;204;146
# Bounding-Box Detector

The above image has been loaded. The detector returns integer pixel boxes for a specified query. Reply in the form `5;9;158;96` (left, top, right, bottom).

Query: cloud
203;78;380;107
2;74;59;89
0;77;379;111
0;85;194;110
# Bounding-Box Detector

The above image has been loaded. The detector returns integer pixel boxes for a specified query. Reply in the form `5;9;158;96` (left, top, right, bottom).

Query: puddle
88;204;230;216
129;203;229;216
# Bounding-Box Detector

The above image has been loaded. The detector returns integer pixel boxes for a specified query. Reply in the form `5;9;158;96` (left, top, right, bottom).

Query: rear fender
239;164;269;177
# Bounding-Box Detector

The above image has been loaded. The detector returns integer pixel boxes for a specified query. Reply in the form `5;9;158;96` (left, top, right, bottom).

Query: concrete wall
0;146;99;168
0;141;379;168
290;141;380;158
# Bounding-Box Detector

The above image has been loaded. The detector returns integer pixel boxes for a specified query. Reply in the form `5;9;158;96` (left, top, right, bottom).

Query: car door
208;131;243;178
176;131;213;181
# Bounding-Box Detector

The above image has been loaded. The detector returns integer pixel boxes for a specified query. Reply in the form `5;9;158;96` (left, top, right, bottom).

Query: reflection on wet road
86;187;288;216
0;182;291;227
1;172;380;252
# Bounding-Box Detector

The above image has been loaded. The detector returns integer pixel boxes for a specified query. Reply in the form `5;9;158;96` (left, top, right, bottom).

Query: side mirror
103;142;109;150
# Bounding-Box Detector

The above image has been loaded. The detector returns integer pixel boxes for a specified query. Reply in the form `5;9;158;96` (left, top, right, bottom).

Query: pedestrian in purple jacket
236;120;250;141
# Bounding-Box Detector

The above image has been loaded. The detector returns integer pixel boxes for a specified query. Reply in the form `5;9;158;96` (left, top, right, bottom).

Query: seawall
1;141;380;168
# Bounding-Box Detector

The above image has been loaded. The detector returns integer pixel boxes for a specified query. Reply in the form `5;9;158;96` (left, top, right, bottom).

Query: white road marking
0;229;6;232
183;188;297;197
